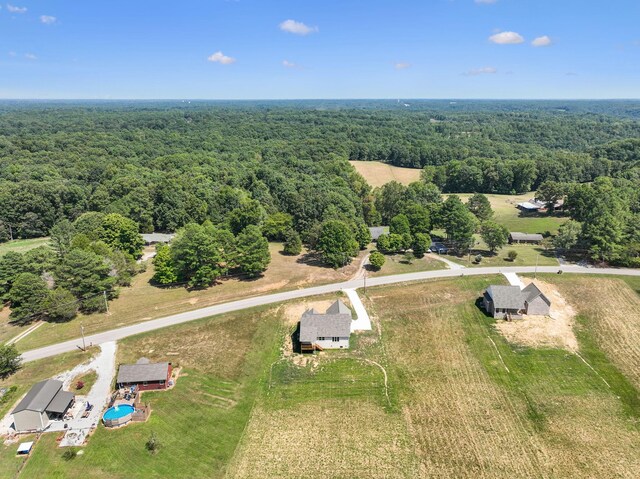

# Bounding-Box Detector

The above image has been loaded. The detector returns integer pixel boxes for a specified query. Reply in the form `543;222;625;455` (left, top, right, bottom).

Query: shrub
475;254;482;264
62;450;77;461
146;432;161;454
76;381;85;390
369;251;385;271
507;250;518;261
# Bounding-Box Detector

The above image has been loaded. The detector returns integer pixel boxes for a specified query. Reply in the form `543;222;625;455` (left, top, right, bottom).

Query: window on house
317;336;326;341
332;337;339;342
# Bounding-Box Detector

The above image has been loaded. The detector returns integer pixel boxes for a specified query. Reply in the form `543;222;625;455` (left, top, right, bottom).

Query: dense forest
1;100;639;269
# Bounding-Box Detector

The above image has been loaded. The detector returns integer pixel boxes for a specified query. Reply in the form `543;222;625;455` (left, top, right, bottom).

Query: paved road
20;265;640;362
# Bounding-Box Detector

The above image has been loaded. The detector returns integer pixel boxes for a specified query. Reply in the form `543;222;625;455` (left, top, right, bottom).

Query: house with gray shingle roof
299;300;352;352
11;379;75;432
116;358;172;391
509;232;544;244
483;283;551;319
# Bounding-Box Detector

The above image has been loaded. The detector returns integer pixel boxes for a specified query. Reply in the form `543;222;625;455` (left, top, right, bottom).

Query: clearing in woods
349;160;421;187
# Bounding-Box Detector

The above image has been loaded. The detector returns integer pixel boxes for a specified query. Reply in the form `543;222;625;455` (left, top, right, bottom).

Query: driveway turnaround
343;289;372;332
20;265;640;363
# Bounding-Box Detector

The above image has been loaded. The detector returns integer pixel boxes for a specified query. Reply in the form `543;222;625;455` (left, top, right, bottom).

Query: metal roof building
11;379;74;432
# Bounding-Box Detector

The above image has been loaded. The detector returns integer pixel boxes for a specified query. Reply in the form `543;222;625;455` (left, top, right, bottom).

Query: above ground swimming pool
103;404;135;427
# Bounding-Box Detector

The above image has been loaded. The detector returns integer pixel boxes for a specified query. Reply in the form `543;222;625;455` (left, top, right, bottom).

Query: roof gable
12;379;63;414
523;283;551;305
117;362;170;384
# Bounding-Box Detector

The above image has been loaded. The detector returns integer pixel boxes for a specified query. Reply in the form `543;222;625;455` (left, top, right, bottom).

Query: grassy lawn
0;238;50;257
445;241;559;268
14;242;367;352
70;371;98;395
368;253;445;277
349;160;421;187
450;192;570;234
0;433;35;479
17;306;284;479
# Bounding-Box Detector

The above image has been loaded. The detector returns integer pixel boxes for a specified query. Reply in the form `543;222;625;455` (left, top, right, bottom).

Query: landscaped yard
13;243;368;352
444;241;559;268
0;238;50;257
368;253;445;277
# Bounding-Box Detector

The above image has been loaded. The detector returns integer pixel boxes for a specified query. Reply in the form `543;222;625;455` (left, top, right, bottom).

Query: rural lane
20;265;640;362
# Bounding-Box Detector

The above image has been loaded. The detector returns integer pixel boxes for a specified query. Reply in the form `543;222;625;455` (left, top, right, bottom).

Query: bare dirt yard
349;160;421;188
495;278;578;351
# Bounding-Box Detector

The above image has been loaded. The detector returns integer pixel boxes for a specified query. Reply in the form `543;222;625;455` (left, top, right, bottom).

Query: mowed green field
0;238;50;257
451;192;569;234
3;276;640;478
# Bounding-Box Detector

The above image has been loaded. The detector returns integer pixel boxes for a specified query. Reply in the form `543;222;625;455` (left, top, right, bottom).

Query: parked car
430;242;448;254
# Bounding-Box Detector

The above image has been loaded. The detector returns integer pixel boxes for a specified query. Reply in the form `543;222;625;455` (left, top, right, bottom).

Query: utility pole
363;269;367;294
80;323;86;351
103;291;109;314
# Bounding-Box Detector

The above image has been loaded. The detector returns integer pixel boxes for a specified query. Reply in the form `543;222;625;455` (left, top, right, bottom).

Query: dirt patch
282;299;335;326
495;278;578;351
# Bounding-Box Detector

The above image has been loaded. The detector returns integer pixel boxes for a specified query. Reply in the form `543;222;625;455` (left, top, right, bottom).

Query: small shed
17;442;34;455
11;379;75;432
509;232;544;244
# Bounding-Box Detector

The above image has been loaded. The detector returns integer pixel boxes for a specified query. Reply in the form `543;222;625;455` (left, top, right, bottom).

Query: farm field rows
2;275;639;478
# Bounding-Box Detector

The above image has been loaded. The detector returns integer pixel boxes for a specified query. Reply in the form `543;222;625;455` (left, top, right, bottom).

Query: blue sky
1;0;639;99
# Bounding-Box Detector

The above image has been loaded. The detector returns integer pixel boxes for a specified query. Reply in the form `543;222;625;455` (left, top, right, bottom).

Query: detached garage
12;379;74;433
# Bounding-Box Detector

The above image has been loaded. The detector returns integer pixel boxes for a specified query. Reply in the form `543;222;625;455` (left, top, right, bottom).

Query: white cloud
464;66;497;76
282;60;297;68
7;4;27;13
489;31;525;44
207;51;236;65
475;0;498;4
394;62;411;70
40;15;57;25
279;19;318;36
532;35;552;47
25;53;37;60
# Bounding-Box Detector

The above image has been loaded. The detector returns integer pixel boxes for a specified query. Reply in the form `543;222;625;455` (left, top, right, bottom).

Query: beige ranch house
299;300;352;352
483;283;551;320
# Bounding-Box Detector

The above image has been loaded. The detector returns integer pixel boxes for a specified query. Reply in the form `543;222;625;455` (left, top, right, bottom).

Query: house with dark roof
483;283;551;319
509;232;544;244
299;300;352;352
116;358;172;391
11;379;74;432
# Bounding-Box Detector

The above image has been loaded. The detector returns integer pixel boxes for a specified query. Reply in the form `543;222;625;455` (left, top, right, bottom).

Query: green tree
283;229;302;255
55;249;116;311
0;252;26;301
100;213;144;259
466;194;493;221
536;181;566;211
480;221;509;253
376;233;406;254
374;181;407;224
441;196;477;252
170;223;228;288
262;212;293;241
354;223;372;250
73;212;106;241
50;219;76;258
507;250;518;261
412;233;431;259
152;244;178;285
390;214;411;236
8;273;50;323
236;225;271;277
228;199;266;235
553;220;581;251
0;344;21;380
403;203;431;236
369;251;385;270
403;251;415;264
44;287;77;322
317;220;359;268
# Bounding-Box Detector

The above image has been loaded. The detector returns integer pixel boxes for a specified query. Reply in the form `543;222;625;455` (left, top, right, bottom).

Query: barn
11;379;74;432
